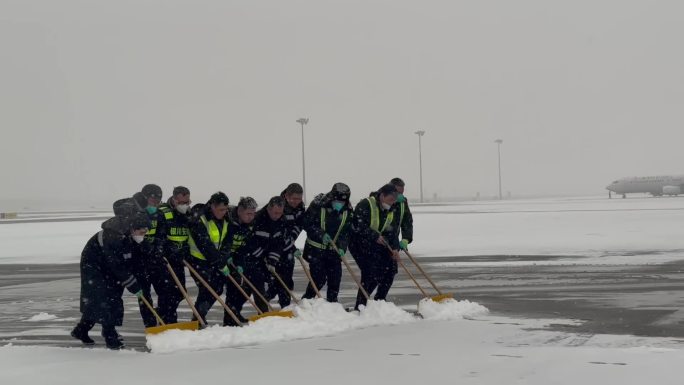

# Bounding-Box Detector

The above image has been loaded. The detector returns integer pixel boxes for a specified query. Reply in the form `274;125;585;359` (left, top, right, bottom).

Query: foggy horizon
2;1;684;211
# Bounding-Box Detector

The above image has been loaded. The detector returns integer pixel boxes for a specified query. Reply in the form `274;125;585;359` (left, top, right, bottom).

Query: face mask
332;201;344;212
382;203;391;210
397;194;405;203
176;204;189;214
146;206;158;215
132;235;145;244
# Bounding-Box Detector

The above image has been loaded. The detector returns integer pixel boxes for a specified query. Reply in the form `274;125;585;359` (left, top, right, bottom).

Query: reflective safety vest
230;225;253;253
160;206;189;243
188;215;228;260
306;208;349;249
144;217;159;239
367;196;393;233
399;201;406;226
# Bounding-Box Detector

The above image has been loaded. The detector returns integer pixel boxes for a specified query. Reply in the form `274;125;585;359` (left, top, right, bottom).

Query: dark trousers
73;316;117;339
302;249;342;302
354;255;397;310
224;267;270;326
149;262;186;324
135;269;158;328
187;258;226;322
268;257;294;308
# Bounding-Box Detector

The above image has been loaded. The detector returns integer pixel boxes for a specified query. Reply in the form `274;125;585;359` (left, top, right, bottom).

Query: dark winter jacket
280;189;306;255
187;204;231;268
395;199;414;243
156;199;190;265
244;207;288;269
226;206;255;268
79;217;141;325
303;192;353;252
350;192;401;260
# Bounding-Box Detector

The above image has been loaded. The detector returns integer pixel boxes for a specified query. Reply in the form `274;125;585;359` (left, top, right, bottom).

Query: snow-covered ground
3;195;684;265
2;196;684;384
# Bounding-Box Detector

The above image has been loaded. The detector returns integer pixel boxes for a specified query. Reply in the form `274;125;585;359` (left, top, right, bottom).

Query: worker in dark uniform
153;186;192;324
301;183;353;302
350;184;401;310
187;192;234;322
390;177;413;252
223;197;266;326
130;184;164;328
245;197;289;310
266;183;306;304
70;212;149;350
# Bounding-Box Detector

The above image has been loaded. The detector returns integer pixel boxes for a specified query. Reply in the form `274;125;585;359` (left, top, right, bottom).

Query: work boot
70;326;95;345
223;312;247;327
102;327;125;350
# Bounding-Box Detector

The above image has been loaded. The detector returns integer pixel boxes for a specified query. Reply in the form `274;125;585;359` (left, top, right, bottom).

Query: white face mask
382;203;391;210
176;204;189;214
132;235;145;244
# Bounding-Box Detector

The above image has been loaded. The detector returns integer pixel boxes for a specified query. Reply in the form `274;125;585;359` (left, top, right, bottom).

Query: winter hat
330;182;351;201
377;184;398;197
141;184;163;200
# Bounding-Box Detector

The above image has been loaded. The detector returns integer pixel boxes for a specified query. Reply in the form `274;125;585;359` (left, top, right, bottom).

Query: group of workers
71;178;413;349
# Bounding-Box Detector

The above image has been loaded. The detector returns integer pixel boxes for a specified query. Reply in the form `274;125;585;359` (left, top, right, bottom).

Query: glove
322;234;333;245
337;248;346;258
135;290;144;299
235;265;244;275
399;239;409;251
219;265;230;276
293;249;303;258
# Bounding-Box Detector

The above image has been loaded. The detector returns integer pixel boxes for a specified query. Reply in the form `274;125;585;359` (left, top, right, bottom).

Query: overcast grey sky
2;0;683;209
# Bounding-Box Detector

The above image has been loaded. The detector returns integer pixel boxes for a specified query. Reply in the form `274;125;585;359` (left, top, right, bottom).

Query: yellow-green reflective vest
368;196;393;233
144;218;158;239
160;207;189;243
188;215;228;260
399;201;406;226
306;208;348;249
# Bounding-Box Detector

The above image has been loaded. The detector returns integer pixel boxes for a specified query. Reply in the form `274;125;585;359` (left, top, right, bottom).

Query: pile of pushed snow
147;298;489;354
418;298;489;321
147;299;417;353
25;313;58;322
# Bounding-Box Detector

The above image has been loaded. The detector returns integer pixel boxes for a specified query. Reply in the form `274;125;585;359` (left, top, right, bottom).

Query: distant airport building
606;175;684;198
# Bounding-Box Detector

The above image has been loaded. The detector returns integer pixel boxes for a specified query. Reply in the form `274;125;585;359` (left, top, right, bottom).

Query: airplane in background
606;175;684;198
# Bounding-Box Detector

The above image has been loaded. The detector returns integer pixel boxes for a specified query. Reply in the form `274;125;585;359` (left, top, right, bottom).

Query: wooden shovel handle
403;250;443;295
269;267;300;305
139;294;165;326
183;260;242;327
296;253;322;298
164;260;206;327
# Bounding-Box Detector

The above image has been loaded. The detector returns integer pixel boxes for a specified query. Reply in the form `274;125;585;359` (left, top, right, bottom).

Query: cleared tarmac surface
2;252;684;350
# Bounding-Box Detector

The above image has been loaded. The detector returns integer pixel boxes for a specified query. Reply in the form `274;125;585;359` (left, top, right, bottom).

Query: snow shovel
295;253;322;299
228;262;294;322
330;241;369;300
138;294;199;335
182;260;243;326
378;240;430;299
402;250;454;302
163;258;206;328
267;265;300;305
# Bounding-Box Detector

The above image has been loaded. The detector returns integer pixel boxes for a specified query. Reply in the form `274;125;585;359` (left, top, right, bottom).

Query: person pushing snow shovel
71;211;150;350
349;184;402;311
301;183;354;303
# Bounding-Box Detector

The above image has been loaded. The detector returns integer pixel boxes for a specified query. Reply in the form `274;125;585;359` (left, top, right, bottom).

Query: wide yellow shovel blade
145;320;199;335
430;293;454;303
248;310;295;322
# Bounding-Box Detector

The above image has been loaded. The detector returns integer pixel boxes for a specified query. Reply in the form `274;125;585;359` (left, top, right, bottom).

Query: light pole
495;139;503;200
296;118;309;202
415;130;426;203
